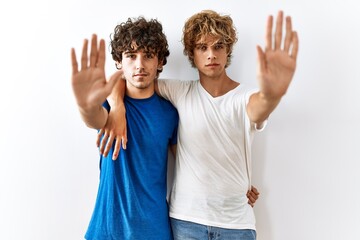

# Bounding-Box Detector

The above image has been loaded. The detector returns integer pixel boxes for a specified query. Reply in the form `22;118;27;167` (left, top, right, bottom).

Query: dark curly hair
110;17;170;74
182;10;237;68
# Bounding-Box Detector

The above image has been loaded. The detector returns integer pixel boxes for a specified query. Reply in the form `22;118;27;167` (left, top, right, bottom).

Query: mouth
133;73;148;77
205;63;220;67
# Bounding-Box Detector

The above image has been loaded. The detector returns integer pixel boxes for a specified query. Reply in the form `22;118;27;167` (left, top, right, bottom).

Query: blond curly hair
182;10;238;68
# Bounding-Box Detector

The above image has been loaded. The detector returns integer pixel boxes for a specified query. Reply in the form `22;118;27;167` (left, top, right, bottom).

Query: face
120;47;161;90
193;35;229;78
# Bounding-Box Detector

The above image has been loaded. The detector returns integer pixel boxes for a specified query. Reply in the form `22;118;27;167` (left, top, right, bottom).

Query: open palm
71;34;117;111
257;11;299;100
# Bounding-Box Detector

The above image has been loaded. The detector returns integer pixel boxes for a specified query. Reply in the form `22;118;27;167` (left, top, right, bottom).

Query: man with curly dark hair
71;17;178;240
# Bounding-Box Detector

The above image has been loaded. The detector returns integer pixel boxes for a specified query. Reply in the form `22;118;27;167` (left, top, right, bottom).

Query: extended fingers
284;16;293;52
122;134;127;150
81;39;89;71
97;39;106;69
96;129;104;147
274;11;284;50
112;138;121;160
99;132;109;155
265;15;273;52
71;48;78;75
89;34;98;68
78;34;104;71
123;119;128;150
113;128;128;159
266;11;297;53
291;31;299;60
103;134;115;157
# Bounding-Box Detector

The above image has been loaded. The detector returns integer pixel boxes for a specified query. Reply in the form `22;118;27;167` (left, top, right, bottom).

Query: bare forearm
109;76;126;108
247;92;281;125
78;105;108;130
99;74;128;158
106;76;129;133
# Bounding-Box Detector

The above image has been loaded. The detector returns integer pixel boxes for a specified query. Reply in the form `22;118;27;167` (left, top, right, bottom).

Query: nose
135;58;145;70
207;49;217;60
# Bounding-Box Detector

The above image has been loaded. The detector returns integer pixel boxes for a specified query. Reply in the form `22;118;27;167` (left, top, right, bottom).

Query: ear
189;51;194;58
188;51;195;61
157;62;163;72
226;45;231;55
115;61;122;70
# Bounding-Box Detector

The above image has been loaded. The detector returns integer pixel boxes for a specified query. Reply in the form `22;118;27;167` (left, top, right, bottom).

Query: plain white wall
0;0;359;239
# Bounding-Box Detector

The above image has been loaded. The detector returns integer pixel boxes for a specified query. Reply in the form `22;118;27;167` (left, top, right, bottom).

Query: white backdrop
0;0;359;239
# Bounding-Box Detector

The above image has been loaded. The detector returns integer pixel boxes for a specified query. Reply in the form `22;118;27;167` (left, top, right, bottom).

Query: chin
136;84;151;90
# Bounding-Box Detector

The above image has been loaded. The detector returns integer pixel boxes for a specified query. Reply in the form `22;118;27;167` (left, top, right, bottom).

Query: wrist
258;92;281;105
78;104;103;116
110;101;125;112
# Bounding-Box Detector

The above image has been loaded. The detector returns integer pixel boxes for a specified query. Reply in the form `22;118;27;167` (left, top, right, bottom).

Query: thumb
256;45;266;74
108;69;124;83
256;45;267;82
104;72;120;94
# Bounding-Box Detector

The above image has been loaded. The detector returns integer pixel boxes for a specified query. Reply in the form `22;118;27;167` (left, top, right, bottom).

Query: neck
199;71;239;97
125;82;155;99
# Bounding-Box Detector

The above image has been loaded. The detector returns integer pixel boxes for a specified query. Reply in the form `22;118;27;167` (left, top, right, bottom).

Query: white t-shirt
158;79;264;230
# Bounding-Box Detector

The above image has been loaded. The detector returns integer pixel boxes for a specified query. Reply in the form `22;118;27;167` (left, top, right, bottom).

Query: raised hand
71;34;117;113
256;11;299;101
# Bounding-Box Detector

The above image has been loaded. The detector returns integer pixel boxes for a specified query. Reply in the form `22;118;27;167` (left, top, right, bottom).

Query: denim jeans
170;218;256;240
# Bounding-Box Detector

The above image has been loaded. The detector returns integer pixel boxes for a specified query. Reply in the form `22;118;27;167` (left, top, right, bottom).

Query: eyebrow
212;41;224;46
195;40;224;47
124;49;155;54
124;50;136;54
195;43;206;47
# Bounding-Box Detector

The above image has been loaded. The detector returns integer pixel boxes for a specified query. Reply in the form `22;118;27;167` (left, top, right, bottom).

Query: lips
133;73;148;77
205;63;219;67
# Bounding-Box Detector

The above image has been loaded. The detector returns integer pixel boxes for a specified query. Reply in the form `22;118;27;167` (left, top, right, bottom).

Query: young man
102;10;297;239
71;17;179;240
168;10;297;239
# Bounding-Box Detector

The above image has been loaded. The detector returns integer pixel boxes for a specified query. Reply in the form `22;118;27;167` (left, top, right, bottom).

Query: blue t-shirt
85;94;179;240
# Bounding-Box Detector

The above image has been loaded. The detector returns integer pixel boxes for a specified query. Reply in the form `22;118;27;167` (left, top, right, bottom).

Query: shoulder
154;94;179;122
155;93;177;109
158;79;197;89
231;84;258;101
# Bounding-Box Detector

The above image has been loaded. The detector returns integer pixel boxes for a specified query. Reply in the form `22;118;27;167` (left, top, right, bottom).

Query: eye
196;45;207;51
145;53;154;59
125;54;136;59
214;44;224;50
